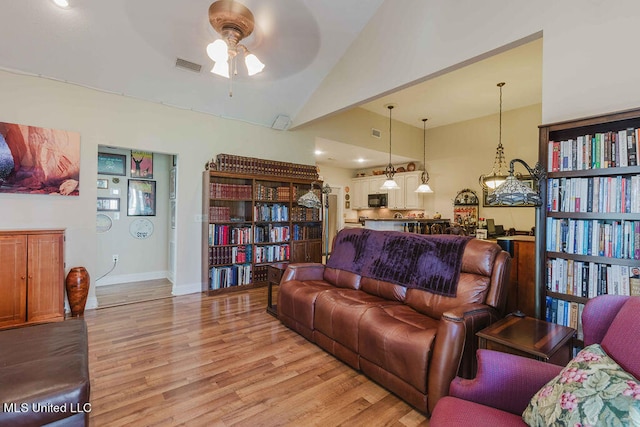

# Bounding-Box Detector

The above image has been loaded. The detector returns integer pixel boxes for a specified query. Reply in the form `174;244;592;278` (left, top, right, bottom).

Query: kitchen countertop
364;218;451;222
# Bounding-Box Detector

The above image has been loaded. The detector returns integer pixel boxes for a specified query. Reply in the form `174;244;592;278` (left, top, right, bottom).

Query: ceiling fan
206;0;265;89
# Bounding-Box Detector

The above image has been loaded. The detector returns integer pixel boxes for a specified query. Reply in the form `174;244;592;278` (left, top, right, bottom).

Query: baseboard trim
95;270;168;287
172;281;201;296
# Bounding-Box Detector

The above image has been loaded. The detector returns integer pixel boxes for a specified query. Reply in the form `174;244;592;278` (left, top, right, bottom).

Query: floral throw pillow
522;344;640;426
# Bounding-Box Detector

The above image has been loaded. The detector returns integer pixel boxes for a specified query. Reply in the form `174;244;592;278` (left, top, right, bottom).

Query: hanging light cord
384;105;395;179
422;118;429;183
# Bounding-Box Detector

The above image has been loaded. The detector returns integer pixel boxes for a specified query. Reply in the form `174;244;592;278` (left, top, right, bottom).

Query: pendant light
380;104;400;190
415;118;434;193
479;82;509;190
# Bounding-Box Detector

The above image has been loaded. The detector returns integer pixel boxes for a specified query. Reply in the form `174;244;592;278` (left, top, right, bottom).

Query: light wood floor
84;287;429;426
95;279;173;308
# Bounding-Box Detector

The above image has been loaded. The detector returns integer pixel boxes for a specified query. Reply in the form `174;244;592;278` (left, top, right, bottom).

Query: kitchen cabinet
352;171;425;210
0;229;65;329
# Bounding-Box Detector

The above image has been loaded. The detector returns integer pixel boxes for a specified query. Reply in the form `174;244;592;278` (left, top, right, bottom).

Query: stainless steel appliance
368;193;387;208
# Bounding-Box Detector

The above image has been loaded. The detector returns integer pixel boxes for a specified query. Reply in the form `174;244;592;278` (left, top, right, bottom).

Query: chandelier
415;118;433;193
479;82;509;190
380;104;400;190
206;0;265;95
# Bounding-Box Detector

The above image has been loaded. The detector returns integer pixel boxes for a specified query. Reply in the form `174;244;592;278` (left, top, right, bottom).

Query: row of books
292;224;322;240
208;245;252;266
545;297;584;341
255;183;290;201
254;203;288;222
209;183;252;200
546;218;640;259
546;258;640;297
208;206;231;222
291;206;320;221
210;264;252;289
207;225;251;246
212;153;318;180
254;225;290;243
547;128;639;172
254;244;289;264
546;175;640;213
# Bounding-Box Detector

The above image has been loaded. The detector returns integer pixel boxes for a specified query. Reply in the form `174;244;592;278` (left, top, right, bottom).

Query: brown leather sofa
0;318;90;426
277;228;510;415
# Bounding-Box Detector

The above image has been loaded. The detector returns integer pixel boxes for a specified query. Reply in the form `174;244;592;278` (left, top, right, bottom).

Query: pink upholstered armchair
430;295;640;426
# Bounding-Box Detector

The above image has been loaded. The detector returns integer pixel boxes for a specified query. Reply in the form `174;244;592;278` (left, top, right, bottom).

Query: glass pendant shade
245;54;265;76
487;175;541;206
381;178;400;190
210;60;230;78
207;40;229;62
415;183;433;193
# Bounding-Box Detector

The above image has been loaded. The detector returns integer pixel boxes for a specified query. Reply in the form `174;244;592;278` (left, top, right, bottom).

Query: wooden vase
66;266;90;317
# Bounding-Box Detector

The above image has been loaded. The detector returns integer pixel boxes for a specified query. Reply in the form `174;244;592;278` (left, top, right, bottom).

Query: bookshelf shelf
202;160;322;293
539;107;640;348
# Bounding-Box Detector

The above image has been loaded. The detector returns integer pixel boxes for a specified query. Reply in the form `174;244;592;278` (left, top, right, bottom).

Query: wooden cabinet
0;229;64;329
290;239;322;263
497;236;536;317
202;170;323;292
403;173;422;209
539;108;640;344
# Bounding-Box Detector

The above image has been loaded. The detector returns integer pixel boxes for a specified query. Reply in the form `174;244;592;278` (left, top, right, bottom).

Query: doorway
95;146;177;308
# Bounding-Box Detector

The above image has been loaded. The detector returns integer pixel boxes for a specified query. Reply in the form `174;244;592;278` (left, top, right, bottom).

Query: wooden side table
477;315;576;366
266;262;288;317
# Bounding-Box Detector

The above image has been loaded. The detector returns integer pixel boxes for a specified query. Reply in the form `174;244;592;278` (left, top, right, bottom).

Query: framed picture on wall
97;197;120;211
127;179;156;216
97;152;126;176
97;179;109;189
130;150;153;179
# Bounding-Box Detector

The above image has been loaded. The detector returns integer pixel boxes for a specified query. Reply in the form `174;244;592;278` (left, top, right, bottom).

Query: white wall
0;70;315;309
297;0;640;127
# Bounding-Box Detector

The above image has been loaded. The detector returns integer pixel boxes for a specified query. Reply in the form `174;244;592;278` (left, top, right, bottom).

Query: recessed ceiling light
357;158;365;163
314;150;322;155
52;0;70;8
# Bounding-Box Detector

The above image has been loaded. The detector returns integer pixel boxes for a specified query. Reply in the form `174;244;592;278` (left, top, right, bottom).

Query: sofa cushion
277;279;335;337
431;396;526;427
322;267;361;289
601;297;640;379
405;272;491;319
360;276;407;302
358;305;439;393
314;289;399;353
522;344;640;427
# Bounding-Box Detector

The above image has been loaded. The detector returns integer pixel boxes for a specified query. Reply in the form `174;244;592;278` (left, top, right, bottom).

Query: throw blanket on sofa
327;228;471;297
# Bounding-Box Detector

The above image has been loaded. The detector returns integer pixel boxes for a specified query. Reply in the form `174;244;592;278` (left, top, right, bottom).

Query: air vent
371;128;381;138
175;58;202;73
272;115;291;131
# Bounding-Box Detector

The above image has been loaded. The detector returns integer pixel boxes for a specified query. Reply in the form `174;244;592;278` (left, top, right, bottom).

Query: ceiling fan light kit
207;0;265;95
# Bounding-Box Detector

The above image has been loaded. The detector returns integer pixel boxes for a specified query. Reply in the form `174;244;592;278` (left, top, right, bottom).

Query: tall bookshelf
539;108;640;346
202;169;323;293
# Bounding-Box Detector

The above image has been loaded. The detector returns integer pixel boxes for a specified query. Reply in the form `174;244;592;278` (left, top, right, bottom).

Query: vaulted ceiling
0;1;542;138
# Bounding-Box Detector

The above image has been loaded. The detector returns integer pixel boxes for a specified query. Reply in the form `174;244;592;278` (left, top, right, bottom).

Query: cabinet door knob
21;276;26;280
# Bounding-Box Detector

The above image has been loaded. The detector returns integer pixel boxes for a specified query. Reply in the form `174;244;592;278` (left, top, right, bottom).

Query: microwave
368;193;388;208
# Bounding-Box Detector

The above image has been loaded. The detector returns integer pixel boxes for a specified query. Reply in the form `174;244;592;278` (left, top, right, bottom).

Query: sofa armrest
449;349;562;415
443;303;502;380
281;263;325;282
427;304;499;414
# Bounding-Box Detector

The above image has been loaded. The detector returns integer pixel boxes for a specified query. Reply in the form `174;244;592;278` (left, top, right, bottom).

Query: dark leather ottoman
0;318;90;426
